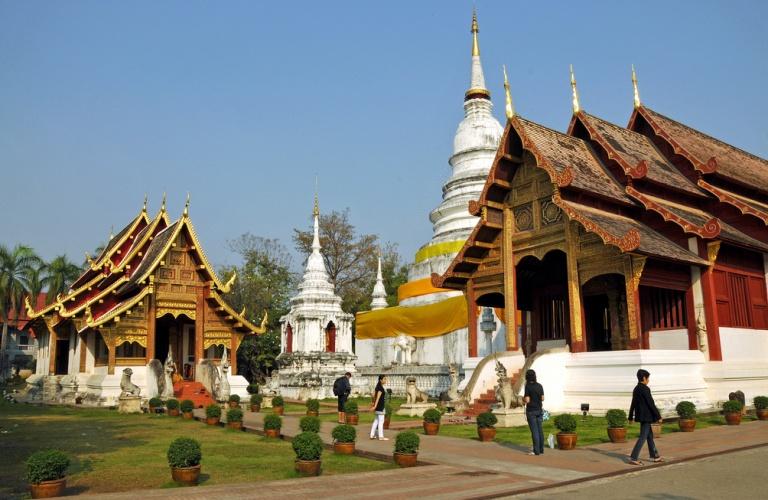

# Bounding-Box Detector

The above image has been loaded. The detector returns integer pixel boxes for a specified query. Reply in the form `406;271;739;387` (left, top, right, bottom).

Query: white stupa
276;195;355;400
370;256;388;310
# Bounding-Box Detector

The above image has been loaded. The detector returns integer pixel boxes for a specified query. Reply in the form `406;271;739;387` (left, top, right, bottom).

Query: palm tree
0;244;41;378
45;255;81;304
26;263;48;310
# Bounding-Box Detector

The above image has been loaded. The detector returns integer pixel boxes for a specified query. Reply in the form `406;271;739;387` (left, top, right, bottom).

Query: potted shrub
306;398;320;417
332;424;356;454
167;437;202;485
300;415;321;433
553;413;578;450
393;431;420;467
476;411;498;442
250;394;263;413
605;409;628;443
272;395;285;415
384;401;393;430
166;398;180;417
226;408;244;430
675;401;697;432
344;400;359;425
149;397;164;414
422;408;441;436
205;404;222;425
723;400;743;425
292;431;323;476
246;383;259;395
180;399;195;419
228;394;241;409
264;413;282;438
651;406;662;438
26;450;69;498
754;396;768;420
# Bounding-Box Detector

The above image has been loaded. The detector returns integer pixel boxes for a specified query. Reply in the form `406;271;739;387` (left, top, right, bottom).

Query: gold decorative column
502;206;519;350
565;221;586;352
623;254;646;350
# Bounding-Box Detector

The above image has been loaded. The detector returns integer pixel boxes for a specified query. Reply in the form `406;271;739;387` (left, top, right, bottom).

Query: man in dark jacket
628;369;663;465
334;372;352;423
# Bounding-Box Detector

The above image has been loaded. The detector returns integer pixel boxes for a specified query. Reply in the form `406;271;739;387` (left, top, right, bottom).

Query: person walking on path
369;375;388;440
333;372;352;424
523;369;545;456
628;368;663;466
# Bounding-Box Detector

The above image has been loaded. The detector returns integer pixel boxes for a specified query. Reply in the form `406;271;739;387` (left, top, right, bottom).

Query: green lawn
0;400;394;499
436;414;759;447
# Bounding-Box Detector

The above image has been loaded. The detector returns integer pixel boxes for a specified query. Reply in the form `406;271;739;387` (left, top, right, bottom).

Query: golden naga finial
109;225;114;241
221;270;237;293
239;306;246;317
570;64;581;114
25;296;35;317
632;64;641;109
503;64;515;120
142;194;148;213
183;192;190;216
471;8;480;57
85;252;98;270
160;192;167;212
85;305;94;325
257;310;269;333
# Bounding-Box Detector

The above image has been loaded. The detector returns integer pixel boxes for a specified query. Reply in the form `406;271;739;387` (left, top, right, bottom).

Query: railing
15;344;37;352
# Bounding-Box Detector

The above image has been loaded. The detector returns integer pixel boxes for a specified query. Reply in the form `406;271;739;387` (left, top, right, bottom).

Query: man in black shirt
523;369;545;455
333;372;352;424
628;369;663;465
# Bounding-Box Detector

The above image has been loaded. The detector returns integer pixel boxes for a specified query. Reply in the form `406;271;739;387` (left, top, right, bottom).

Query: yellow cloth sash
397;277;452;302
355;295;468;339
414;240;466;263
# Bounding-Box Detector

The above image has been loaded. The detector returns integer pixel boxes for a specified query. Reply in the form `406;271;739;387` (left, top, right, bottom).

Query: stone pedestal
492;407;527;427
396;402;437;417
118;396;142;414
262;396;274;409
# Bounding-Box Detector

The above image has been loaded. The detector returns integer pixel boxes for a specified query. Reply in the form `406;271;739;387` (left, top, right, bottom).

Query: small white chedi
272;196;356;400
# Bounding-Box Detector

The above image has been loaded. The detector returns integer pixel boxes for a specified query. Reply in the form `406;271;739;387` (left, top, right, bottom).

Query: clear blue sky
1;0;766;270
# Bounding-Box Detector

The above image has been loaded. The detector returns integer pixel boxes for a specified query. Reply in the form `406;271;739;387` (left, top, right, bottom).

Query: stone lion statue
494;360;517;410
405;376;429;404
393;334;417;365
120;368;141;397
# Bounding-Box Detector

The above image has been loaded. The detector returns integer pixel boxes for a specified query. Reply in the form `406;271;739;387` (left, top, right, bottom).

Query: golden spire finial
183;193;190;216
570;64;581;114
503;64;515;119
142;194;148;213
471;8;480;57
632;64;641;109
109;225;114;241
160;192;166;212
313;176;319;217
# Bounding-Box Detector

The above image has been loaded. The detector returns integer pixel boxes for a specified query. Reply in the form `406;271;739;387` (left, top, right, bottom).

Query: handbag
542;409;550;421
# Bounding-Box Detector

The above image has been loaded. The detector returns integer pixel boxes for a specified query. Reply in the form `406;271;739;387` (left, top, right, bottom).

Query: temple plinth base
118;396;142;414
261;396;274;408
396;402;437;417
492;407;526;427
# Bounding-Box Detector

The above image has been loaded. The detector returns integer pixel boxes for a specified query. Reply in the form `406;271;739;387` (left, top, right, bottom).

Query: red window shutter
713;269;732;327
728;274;750;327
748;276;768;329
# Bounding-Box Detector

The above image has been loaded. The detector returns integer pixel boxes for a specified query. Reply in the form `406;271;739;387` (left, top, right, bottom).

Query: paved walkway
80;412;768;499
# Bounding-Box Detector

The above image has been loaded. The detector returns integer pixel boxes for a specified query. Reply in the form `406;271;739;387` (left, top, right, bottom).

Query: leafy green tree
45;255;81;303
0;244;41;378
222;235;298;383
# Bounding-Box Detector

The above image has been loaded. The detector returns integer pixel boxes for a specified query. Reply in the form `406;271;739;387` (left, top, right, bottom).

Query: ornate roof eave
129;220;186;287
626;186;721;238
58;276;131;319
698;179;768;226
82;286;152;332
182;217;228;292
207;289;268;334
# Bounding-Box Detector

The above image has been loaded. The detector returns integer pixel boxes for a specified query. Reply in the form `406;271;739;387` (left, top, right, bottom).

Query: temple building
356;12;506;389
24;196;265;406
274;196;356;400
433;65;768;413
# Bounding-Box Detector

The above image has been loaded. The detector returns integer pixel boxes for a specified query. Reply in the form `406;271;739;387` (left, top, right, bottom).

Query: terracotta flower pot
477;427;496;442
423;422;440;435
295;459;322;476
29;478;66;499
383;417;391;429
346;414;359;425
725;412;742;425
556;432;578;450
756;409;768;421
228;402;239;409
171;464;201;485
19;369;33;380
227;421;243;431
678;419;696;432
334;442;355;455
651;422;662;438
168;409;180;417
273;406;284;416
264;428;280;438
250;404;261;413
393;452;418;467
206;417;220;426
182;411;194;420
149;406;160;414
607;427;627;443
306;410;319;417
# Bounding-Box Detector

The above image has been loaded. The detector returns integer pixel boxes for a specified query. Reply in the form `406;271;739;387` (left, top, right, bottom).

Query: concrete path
81;412;768;499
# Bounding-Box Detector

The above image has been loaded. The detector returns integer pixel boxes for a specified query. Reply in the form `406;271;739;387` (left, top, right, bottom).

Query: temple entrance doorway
54;337;70;375
155;314;195;379
325;321;336;352
582;274;627;352
516;250;569;354
584;295;611;351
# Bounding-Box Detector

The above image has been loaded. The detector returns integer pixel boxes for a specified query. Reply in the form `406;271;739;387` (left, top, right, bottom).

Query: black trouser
338;394;348;412
630;421;658;460
526;410;544;455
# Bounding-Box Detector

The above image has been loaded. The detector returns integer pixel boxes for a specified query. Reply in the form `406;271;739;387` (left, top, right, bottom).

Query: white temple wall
649;329;689;350
719;327;768;360
68;330;78;376
35;332;49;376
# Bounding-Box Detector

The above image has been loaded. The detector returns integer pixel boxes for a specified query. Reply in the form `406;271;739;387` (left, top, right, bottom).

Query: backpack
333;377;342;396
